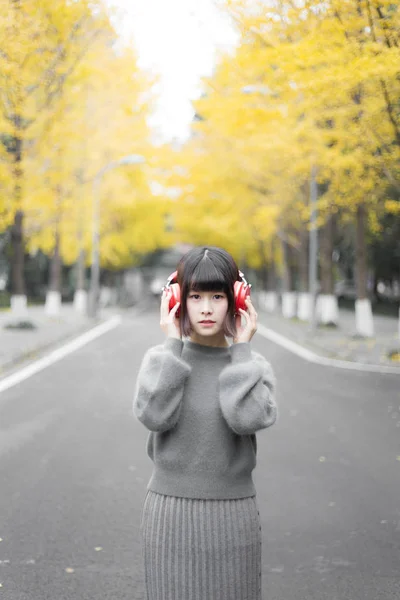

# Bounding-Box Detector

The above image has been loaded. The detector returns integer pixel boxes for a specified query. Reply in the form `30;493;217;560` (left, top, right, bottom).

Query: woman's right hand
160;289;181;339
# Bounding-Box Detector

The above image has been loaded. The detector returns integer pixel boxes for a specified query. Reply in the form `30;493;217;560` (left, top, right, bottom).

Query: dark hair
176;246;240;338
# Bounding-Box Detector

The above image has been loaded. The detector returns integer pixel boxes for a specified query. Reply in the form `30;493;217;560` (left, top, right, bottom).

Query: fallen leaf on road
95;547;103;552
65;568;74;574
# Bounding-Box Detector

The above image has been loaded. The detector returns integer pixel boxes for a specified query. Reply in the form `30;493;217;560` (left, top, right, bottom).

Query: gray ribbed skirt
140;490;262;600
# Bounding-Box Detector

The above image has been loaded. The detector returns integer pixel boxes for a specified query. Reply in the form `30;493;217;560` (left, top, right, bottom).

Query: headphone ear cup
234;281;250;314
169;282;181;317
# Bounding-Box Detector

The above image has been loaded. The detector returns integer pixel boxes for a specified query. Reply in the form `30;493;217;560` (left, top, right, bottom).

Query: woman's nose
201;298;212;313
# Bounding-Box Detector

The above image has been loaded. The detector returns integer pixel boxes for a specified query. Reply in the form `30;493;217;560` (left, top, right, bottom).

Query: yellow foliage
385;200;400;215
0;0;160;269
2;0;399;275
160;0;400;269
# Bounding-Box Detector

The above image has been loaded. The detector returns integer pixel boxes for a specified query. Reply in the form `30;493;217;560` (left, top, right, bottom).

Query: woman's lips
199;321;215;326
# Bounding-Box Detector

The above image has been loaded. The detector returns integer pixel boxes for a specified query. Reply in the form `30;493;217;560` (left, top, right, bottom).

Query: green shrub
0;291;10;309
4;320;37;330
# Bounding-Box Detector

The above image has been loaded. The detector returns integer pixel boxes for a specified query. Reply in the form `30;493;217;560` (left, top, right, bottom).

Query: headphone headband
165;270;178;288
238;270;251;288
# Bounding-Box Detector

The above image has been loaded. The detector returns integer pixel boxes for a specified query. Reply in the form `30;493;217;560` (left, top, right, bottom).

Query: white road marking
257;323;400;375
0;315;122;394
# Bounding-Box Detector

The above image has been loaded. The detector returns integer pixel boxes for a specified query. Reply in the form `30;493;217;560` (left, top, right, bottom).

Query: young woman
133;245;277;600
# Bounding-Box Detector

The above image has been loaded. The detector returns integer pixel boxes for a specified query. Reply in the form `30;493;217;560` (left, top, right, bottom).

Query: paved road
0;307;399;600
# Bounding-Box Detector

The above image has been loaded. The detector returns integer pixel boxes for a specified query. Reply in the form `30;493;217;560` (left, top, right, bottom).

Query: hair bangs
189;260;229;294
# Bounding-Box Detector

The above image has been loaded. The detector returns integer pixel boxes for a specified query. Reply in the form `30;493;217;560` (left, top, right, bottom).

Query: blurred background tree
0;0;399;337
153;0;400;334
0;0;171;315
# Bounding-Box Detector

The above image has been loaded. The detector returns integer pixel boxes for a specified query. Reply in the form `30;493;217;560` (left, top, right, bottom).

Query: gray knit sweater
133;337;277;500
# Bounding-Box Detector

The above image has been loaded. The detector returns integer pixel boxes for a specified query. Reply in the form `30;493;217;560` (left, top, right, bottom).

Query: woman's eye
189;294;224;300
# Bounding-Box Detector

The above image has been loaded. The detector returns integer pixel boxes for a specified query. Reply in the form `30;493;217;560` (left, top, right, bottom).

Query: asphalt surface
0;306;399;600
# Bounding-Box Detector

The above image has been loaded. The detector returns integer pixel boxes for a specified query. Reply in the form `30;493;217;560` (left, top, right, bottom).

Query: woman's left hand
233;297;258;344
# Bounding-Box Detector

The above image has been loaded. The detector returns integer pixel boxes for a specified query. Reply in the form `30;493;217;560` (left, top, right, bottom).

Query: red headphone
162;270;251;317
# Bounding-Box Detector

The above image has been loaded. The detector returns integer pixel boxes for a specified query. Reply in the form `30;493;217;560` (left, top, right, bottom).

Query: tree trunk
73;192;88;314
49;228;62;292
280;238;293;292
11;210;25;295
45;225;63;315
257;239;268;289
11;120;25;296
355;204;368;299
316;213;339;325
320;213;335;295
298;228;309;293
280;236;297;318
76;248;86;291
257;237;279;313
267;237;277;292
296;227;312;321
73;244;88;315
354;203;374;336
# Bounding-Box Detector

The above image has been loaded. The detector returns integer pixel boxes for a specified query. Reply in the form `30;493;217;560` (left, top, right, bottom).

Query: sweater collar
184;340;231;356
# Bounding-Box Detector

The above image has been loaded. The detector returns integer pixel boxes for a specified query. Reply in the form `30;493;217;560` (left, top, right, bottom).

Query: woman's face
186;288;229;345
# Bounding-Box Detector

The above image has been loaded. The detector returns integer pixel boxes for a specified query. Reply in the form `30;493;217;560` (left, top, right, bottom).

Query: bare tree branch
40;28;103;111
376;4;399;48
0;48;11;61
359;120;400;192
25;15;89;98
380;79;400;146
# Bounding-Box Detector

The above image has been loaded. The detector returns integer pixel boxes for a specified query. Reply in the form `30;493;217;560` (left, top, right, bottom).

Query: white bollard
99;286;112;308
256;291;267;311
45;290;62;316
265;291;278;312
10;294;28;318
282;292;297;319
315;294;339;325
73;289;88;315
398;305;400;341
297;292;312;321
355;298;374;337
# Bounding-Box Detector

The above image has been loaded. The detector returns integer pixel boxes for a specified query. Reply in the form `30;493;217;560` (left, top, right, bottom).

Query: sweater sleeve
218;343;277;435
133;337;192;432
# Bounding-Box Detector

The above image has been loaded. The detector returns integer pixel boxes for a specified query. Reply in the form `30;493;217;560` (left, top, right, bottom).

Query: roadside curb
257;323;400;375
